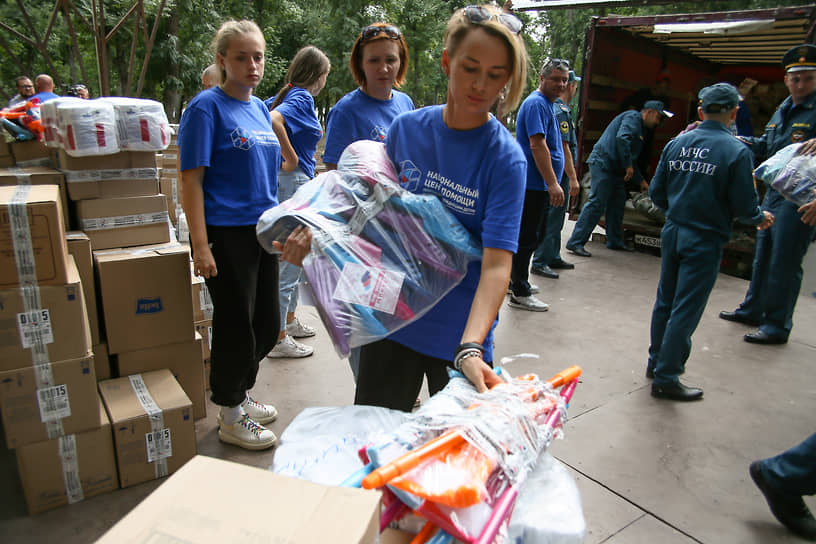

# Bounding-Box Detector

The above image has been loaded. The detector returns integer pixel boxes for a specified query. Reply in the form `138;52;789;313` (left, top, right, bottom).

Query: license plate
634;234;661;248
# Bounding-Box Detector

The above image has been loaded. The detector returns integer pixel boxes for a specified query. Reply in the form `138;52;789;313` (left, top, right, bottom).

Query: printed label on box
199;287;213;319
17;309;54;348
208;326;212;350
37;383;71;422
145;428;172;462
333;263;403;315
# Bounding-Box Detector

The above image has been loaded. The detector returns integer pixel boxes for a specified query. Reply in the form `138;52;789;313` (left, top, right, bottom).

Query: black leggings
204;225;280;407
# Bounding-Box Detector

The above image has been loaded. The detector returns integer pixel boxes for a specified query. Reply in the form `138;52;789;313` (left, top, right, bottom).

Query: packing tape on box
63;167;158;182
58;434;85;504
9;186;65;438
8;166;32;184
128;374;170;478
81;210;168;231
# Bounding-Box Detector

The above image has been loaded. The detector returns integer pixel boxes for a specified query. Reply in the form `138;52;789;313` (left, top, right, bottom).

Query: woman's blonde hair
212;20;266;85
443;5;528;111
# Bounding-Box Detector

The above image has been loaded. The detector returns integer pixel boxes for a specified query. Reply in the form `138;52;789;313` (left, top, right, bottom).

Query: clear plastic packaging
256;140;481;357
99;97;172;151
770;155;816;207
754;143;801;184
56;99;119;156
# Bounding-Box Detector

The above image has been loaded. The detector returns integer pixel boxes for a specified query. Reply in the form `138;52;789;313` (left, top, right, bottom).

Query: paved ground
2;225;815;543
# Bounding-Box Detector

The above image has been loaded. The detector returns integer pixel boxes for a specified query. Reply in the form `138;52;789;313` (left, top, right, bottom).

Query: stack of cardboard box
158;127;181;228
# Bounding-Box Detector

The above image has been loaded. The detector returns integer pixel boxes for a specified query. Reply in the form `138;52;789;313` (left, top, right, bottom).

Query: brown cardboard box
0;256;92;372
190;268;213;322
95;455;381;543
66;231;100;345
98;369;196;488
11;140;53;166
194;320;211;392
59;146;158;201
158;174;179;225
0;184;69;288
15;395;118;514
0;166;69;229
0;354;98;449
93;342;111;381
380;529;415;544
94;243;193;354
75;194;170;250
116;333;206;420
57;148;157;172
0;140;11;158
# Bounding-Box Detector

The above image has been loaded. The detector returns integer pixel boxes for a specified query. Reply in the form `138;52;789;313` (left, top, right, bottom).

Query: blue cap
568;70;581;82
699;83;739;113
643;100;674;118
783;44;816;73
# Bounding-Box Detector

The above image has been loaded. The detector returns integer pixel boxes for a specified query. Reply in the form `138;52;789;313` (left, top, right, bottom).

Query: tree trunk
163;7;181;122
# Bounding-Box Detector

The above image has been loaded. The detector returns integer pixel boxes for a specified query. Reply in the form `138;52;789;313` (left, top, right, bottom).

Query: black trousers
511;189;550;297
355;339;451;412
204;225;280;407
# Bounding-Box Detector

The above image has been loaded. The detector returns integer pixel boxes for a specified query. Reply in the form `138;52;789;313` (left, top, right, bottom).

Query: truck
572;4;816;277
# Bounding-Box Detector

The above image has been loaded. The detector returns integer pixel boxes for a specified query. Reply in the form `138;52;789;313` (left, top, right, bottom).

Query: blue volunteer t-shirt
516;90;565;191
323;88;414;164
179;86;280;226
385;105;526;362
264;87;322;179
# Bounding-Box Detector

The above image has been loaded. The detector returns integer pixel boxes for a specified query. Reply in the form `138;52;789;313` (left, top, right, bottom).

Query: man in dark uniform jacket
720;44;816;344
647;83;773;401
566;100;672;257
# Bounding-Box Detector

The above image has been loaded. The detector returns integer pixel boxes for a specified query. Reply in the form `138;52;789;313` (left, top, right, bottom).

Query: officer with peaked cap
647;83;773;401
566;100;672;256
720;44;816;344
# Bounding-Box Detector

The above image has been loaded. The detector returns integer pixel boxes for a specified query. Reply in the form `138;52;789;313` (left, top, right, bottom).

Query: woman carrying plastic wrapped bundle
178;20;311;450
265;46;331;360
354;4;528;412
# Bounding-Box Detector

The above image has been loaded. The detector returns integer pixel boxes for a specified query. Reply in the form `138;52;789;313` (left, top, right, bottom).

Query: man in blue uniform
508;58;567;312
720;44;816;344
647;83;773;401
566;100;672;257
532;69;581;279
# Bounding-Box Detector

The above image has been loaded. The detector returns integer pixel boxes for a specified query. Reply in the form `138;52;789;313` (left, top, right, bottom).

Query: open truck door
574;4;816;277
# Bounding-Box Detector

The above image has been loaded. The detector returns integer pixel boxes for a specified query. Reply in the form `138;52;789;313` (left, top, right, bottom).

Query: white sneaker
506;283;540;295
508;294;549;312
218;414;277;450
286;317;316;338
242;397;278;424
267;335;314;358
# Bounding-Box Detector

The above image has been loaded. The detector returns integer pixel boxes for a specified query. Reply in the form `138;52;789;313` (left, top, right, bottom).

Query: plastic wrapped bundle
754;143;801;184
40;97;83;148
99;97;171;151
771;153;816;207
57;99;119;156
256;140;481;357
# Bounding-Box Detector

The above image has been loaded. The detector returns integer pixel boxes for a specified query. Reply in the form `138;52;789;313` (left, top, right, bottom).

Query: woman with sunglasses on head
354;4;528;412
322;23;414;171
265;46;331;360
179;20;311;450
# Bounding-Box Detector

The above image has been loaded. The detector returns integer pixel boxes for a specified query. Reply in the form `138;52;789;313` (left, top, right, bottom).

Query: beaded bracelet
454;348;483;372
455;342;485;357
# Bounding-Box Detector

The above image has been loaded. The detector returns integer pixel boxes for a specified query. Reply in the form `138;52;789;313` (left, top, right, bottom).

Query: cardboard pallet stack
158;126;181;228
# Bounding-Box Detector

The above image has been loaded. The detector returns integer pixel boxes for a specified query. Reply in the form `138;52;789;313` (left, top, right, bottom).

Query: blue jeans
566;163;626;249
533;175;571;268
648;222;722;386
735;188;816;340
759;433;816;497
277;166;311;332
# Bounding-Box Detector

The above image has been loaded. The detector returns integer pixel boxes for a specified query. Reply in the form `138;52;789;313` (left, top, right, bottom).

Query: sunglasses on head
464;5;523;35
546;58;570;69
360;25;401;43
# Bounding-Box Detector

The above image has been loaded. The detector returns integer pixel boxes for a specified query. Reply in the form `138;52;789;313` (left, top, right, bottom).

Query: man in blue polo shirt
647;83;773;401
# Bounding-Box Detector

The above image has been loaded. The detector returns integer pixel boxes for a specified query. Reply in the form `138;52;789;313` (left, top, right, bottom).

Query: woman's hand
273;225;312;266
281;157;298;172
460;355;504;393
193;244;217;279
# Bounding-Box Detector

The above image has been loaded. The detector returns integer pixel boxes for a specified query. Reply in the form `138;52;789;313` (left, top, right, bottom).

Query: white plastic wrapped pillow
98;97;171;151
40;97;83;148
57;99;119;156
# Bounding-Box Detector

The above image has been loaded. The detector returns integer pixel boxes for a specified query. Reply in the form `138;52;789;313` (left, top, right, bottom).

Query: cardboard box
190;268;213;322
380;529;415;544
15;395;118;514
116;333;206;420
0;166;69;229
58;146;158;201
75;194;170;250
57;148;157;172
0;256;92;372
158;174;180;225
93;342;111;381
66;231;101;345
0;354;98;449
194;320;211;392
96;455;381;543
0;184;70;288
11;140;53;167
98;369;196;488
95;243;193;354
